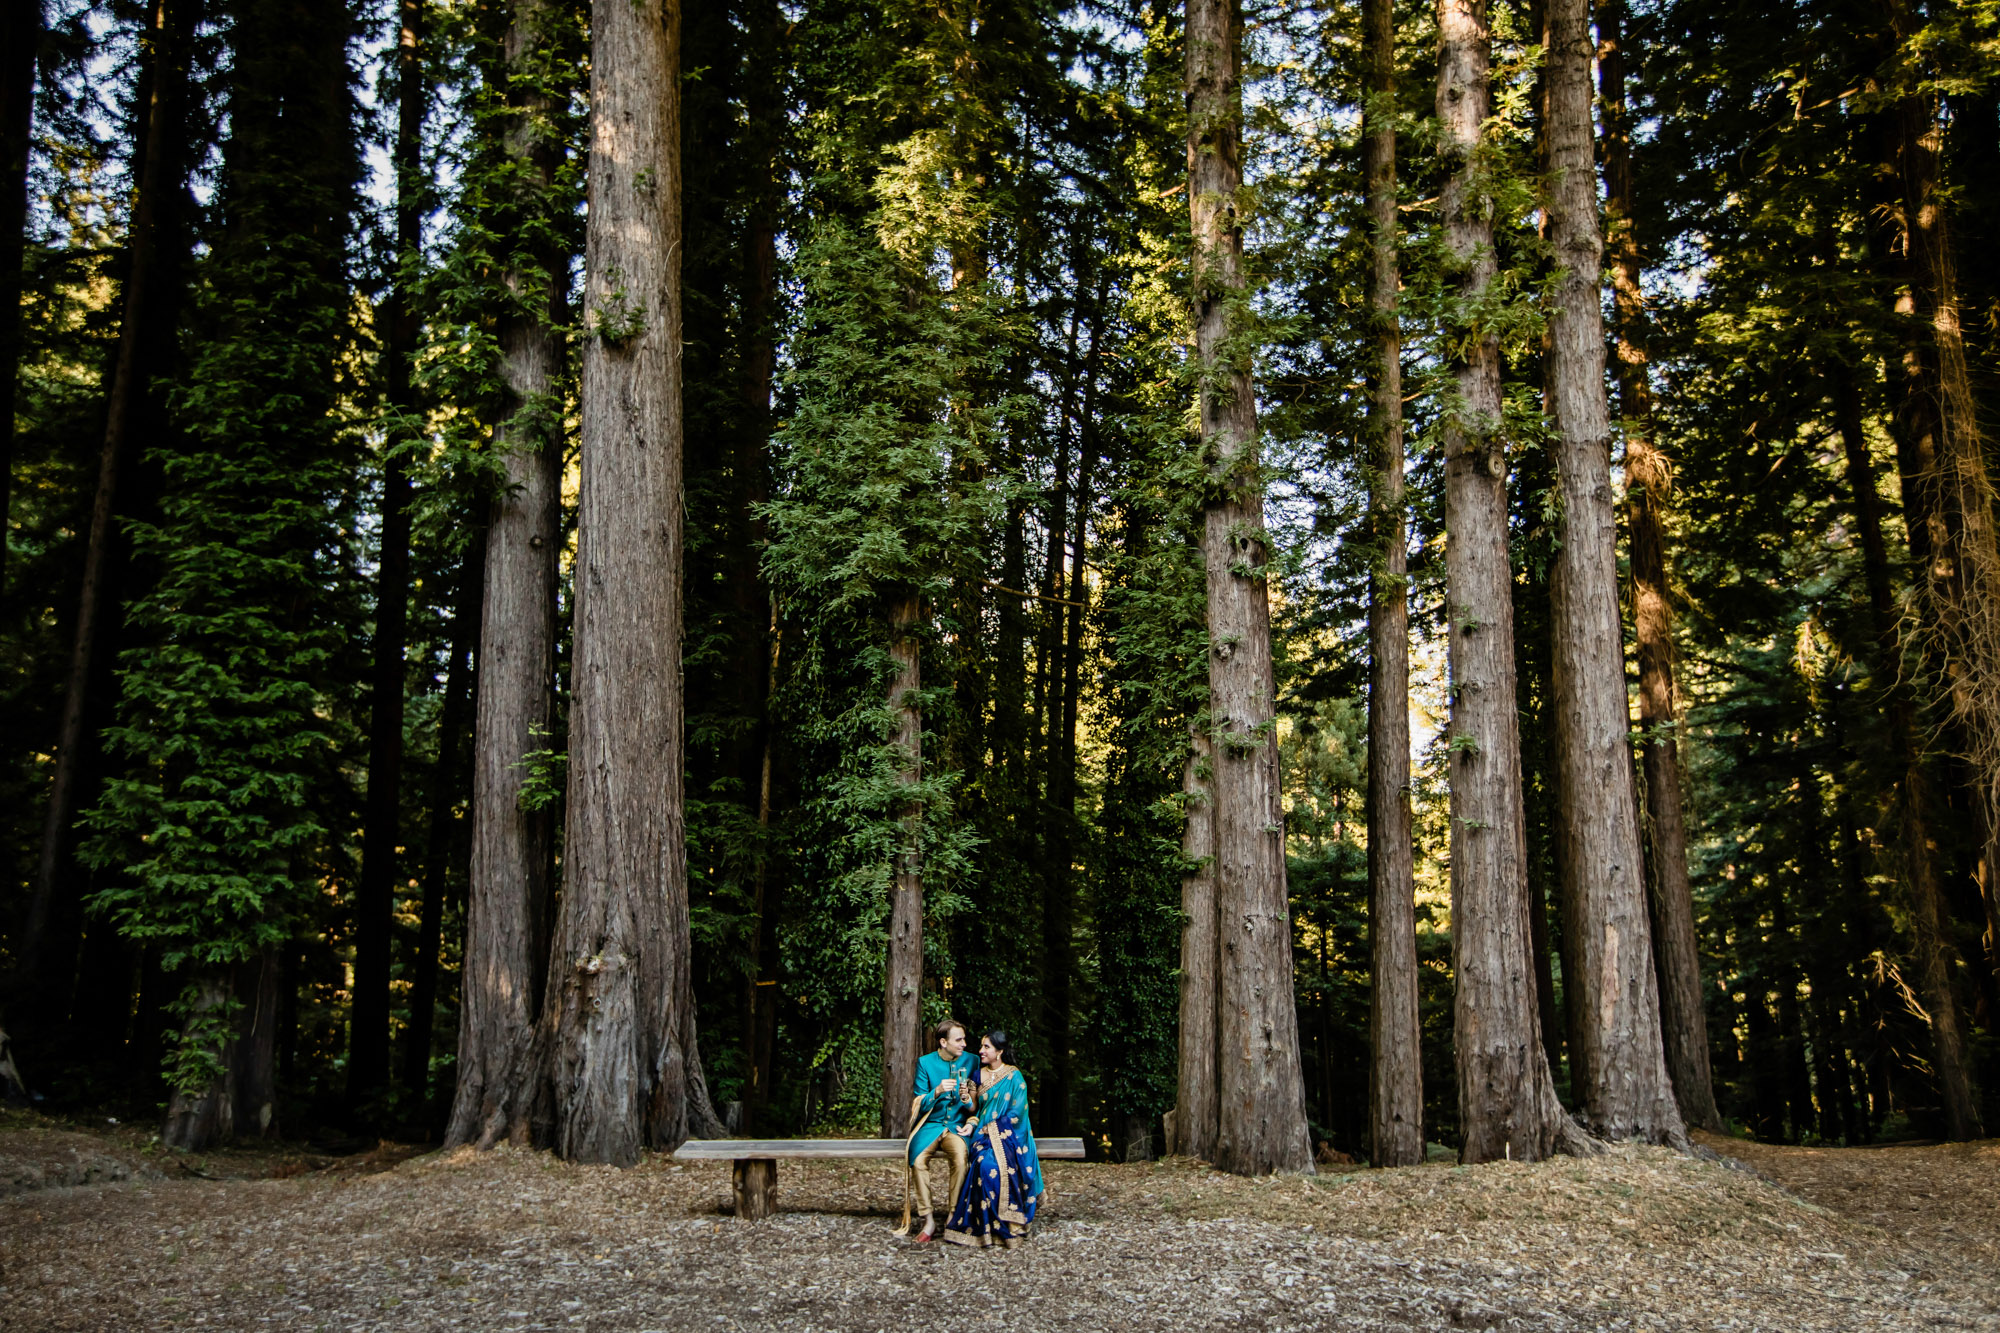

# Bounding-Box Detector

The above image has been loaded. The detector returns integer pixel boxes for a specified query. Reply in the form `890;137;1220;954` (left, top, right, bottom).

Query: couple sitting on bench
898;1020;1045;1249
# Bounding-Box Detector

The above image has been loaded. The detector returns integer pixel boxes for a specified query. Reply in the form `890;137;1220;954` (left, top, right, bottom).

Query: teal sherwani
907;1049;977;1165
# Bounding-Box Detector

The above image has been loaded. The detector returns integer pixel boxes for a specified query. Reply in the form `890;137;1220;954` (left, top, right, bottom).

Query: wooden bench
673;1136;1087;1220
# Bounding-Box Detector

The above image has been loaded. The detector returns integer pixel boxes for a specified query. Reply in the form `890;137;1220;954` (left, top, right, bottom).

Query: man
898;1018;976;1241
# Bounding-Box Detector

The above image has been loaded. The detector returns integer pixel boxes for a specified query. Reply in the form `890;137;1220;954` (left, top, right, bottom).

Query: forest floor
1;1109;1994;1332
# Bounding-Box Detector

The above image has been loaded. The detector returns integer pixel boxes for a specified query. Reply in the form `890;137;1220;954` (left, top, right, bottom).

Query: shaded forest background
4;0;1998;1157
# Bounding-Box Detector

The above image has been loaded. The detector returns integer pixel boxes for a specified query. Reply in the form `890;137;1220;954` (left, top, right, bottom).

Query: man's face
940;1026;966;1059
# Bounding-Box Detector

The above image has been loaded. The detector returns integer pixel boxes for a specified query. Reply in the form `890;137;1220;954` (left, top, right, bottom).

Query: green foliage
79;0;361;1064
13;0;1999;1153
513;732;568;814
162;987;245;1096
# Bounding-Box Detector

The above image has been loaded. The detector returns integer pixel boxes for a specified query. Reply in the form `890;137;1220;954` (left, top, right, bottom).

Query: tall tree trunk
1770;895;1813;1141
1362;0;1421;1172
162;975;237;1150
1743;979;1784;1142
743;599;780;1120
1881;22;1987;1139
234;950;281;1138
736;0;781;1125
1527;861;1565;1076
1784;776;1845;1141
1040;304;1102;1138
1437;0;1589;1165
1542;0;1683;1146
881;592;924;1137
1029;308;1076;1126
351;0;427;1108
0;0;41;593
531;0;690;1163
18;0;194;1016
1596;0;1719;1133
402;545;482;1107
1175;730;1218;1159
443;0;570;1152
1033;328;1075;782
1831;358;1975;1146
1187;0;1312;1177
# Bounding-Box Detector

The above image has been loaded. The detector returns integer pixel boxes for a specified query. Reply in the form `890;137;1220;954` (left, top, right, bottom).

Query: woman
941;1030;1044;1249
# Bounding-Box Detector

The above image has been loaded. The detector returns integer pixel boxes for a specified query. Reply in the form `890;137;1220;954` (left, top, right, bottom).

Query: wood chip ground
2;1119;1993;1331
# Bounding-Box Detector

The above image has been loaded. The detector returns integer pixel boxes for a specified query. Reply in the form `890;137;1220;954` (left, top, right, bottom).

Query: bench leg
732;1158;777;1220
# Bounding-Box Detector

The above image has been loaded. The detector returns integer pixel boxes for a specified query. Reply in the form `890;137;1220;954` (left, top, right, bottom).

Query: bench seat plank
673;1137;1086;1161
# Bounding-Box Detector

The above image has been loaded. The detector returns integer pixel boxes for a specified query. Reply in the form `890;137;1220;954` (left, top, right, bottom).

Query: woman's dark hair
982;1029;1010;1062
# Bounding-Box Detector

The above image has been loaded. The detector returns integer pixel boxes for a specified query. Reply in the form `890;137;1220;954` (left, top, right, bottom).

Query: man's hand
939;1078;957;1093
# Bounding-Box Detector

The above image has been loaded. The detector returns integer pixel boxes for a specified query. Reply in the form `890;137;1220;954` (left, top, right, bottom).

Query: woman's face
979;1036;999;1066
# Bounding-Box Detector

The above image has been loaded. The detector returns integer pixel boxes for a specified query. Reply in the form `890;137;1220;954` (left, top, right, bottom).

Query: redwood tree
535;0;692;1163
1187;0;1312;1177
1174;730;1217;1160
1362;0;1421;1171
1596;0;1720;1135
1880;4;1987;1140
21;0;199;1020
1542;0;1683;1146
0;0;40;595
442;0;573;1152
351;0;428;1108
880;591;924;1137
1436;0;1588;1165
82;0;358;1153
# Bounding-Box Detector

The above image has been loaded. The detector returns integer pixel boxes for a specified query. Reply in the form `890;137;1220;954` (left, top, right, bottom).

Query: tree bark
736;0;781;1125
1362;0;1421;1172
19;0;194;1011
0;0;41;594
1880;22;1987;1139
443;0;571;1153
351;0;426;1108
1527;860;1565;1075
402;545;482;1107
880;592;924;1137
733;1158;777;1219
743;598;780;1120
1831;358;1974;1145
1542;0;1683;1146
1175;730;1218;1159
162;975;237;1151
1596;0;1719;1134
1040;308;1101;1138
532;0;690;1164
234;950;281;1137
1437;0;1590;1165
1188;0;1313;1177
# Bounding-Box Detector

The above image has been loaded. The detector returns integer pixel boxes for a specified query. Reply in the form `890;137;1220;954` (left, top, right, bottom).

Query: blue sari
942;1065;1043;1249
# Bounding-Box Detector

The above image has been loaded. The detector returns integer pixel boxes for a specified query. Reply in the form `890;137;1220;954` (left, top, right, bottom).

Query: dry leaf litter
2;1115;1994;1332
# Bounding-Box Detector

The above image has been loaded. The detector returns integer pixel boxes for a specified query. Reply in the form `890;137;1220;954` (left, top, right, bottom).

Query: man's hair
934;1019;965;1044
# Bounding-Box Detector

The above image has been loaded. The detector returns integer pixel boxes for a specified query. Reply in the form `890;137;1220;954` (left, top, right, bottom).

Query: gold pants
911;1130;969;1229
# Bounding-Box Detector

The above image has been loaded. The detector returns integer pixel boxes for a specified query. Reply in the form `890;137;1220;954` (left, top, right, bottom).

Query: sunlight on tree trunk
1363;0;1421;1172
1188;0;1313;1177
1543;0;1683;1147
1437;0;1592;1165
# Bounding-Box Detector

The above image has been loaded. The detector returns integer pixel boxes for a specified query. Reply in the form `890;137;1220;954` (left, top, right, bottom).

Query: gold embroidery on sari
941;1066;1031;1245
